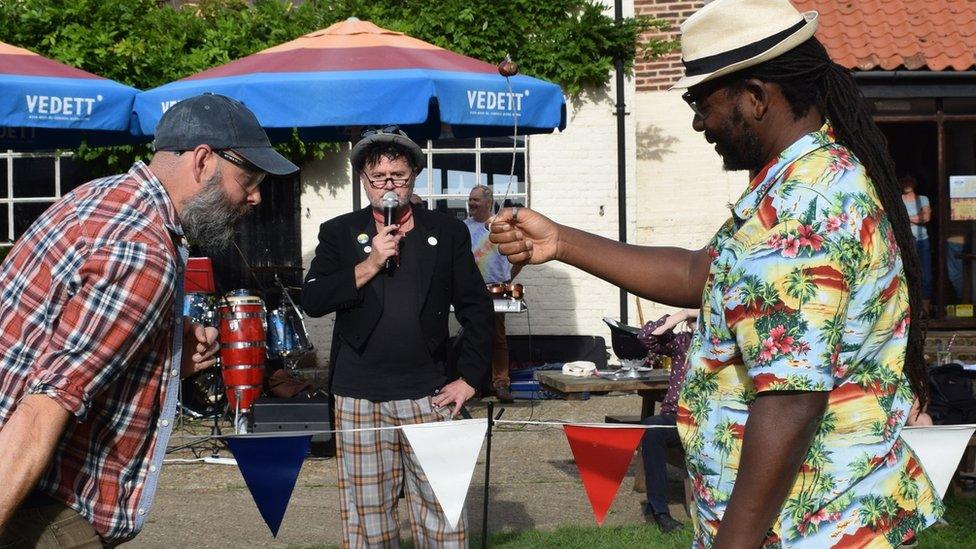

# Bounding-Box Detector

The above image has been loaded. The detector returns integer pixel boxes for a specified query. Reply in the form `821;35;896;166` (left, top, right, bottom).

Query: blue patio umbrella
133;18;566;142
0;41;139;150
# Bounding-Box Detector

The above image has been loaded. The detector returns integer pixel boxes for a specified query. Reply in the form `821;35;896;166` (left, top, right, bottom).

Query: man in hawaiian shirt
488;0;942;546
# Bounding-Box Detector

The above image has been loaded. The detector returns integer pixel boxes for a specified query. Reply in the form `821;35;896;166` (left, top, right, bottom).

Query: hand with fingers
368;224;403;272
651;309;699;335
181;322;219;378
432;378;476;418
488;207;560;265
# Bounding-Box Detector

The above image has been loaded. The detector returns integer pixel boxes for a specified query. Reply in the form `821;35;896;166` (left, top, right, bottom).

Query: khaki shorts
0;500;102;549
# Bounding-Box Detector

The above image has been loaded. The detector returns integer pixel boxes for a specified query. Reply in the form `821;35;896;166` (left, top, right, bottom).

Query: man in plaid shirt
0;94;297;547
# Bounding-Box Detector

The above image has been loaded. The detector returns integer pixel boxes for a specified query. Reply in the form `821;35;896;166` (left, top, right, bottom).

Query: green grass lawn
314;496;975;548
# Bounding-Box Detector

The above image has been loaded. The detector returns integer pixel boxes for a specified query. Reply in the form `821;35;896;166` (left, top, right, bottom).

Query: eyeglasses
362;172;412;189
214;149;266;193
682;90;708;119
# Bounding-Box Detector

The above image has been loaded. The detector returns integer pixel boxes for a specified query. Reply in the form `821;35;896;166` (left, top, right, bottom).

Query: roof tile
792;0;976;71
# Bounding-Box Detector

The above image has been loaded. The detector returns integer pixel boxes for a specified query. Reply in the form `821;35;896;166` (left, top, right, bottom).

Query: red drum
218;292;266;412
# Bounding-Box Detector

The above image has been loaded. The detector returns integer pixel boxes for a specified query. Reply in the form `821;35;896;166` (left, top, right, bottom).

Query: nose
248;189;262;206
692;114;705;133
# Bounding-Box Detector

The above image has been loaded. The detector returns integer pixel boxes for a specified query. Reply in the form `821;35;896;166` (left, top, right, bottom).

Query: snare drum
266;307;314;360
180;367;226;418
218;291;266;412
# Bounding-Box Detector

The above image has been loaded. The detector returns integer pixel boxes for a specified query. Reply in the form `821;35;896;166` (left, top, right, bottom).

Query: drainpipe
614;0;628;324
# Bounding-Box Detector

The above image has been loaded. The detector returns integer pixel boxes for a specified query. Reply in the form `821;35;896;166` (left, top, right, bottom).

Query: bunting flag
401;418;488;530
226;432;312;537
901;424;976;498
562;424;647;525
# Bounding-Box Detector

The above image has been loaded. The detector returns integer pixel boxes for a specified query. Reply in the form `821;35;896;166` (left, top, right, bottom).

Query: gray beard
180;171;251;253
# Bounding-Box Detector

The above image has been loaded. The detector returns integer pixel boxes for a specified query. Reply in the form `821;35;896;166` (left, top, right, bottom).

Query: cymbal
249;265;305;273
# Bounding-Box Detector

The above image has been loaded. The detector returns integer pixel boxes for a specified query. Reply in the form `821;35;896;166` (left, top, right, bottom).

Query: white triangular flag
401;418;488;530
901;424;976;498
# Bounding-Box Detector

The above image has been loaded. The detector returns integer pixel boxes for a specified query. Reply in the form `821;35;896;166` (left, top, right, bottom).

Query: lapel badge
428;236;438;246
364;246;372;253
357;233;368;244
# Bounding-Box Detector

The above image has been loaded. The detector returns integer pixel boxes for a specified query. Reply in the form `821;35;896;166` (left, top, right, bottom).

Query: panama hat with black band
350;125;426;172
671;0;819;90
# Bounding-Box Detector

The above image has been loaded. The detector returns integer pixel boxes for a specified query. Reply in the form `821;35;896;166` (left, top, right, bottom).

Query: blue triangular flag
226;433;312;537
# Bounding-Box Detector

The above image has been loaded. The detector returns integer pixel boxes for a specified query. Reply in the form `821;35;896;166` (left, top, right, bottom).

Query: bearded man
489;0;941;546
0;93;297;547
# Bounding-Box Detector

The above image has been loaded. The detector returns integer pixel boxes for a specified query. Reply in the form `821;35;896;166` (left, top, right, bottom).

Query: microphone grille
382;191;398;207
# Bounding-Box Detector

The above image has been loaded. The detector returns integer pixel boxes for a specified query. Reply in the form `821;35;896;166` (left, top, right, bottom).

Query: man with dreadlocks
488;0;942;546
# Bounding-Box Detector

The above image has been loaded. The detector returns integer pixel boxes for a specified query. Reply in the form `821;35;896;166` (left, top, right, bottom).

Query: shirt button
161;419;170;427
138;508;146;516
171;368;179;376
150;465;157;473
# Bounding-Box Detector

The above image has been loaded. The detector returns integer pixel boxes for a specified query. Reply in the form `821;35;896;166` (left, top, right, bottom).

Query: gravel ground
125;394;689;548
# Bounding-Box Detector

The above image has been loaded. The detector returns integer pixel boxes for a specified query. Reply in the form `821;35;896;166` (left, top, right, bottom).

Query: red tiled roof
791;0;976;71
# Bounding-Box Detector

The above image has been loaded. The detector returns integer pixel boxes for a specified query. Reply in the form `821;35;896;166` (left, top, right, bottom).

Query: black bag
927;364;976;425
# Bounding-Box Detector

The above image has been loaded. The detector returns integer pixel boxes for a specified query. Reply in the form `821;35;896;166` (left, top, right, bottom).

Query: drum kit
179;264;313;434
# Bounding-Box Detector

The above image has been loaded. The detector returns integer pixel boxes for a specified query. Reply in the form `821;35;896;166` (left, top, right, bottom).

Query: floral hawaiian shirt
676;123;943;547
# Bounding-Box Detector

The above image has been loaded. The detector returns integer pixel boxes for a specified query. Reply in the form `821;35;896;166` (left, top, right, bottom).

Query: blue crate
509;378;588;401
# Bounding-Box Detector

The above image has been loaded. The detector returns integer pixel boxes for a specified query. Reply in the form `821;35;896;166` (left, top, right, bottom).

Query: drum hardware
487;282;524;300
266;273;314;369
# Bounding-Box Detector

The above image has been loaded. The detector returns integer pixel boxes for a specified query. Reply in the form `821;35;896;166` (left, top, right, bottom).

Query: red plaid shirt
0;162;184;543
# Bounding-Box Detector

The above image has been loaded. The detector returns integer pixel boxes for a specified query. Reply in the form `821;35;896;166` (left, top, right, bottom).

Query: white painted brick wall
633;90;749;320
299;144;354;369
505;80;639;353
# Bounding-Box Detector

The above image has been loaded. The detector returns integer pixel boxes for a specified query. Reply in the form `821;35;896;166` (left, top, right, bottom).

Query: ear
189;145;213;185
740;78;769;121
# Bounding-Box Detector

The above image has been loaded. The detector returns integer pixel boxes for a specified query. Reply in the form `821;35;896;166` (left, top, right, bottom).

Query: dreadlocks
733;37;928;409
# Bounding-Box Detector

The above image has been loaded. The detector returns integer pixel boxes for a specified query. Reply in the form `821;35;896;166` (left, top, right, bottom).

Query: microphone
382;191;399;272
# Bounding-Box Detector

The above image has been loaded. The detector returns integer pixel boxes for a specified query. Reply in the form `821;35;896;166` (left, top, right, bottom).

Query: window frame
0;150;71;246
413;136;529;212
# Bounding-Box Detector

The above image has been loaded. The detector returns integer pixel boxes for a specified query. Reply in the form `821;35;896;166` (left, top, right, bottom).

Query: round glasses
362;173;411;189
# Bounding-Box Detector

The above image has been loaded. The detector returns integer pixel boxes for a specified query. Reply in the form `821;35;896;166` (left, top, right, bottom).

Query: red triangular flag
562;424;646;525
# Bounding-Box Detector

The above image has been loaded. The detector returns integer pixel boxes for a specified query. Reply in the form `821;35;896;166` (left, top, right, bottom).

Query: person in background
465;184;521;403
302;126;492;548
637;309;698;533
901;173;933;313
0;93;298;545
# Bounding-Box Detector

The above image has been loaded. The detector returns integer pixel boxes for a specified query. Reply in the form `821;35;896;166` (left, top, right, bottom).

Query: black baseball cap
153;93;298;176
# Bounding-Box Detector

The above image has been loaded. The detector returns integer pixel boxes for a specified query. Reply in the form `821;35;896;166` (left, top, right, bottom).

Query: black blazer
302;206;493;392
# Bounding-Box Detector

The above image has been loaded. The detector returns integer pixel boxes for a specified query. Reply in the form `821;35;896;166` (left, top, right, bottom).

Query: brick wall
635;0;704;91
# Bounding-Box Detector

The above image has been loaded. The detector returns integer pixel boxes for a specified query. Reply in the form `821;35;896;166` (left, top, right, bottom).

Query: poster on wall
949;175;976;220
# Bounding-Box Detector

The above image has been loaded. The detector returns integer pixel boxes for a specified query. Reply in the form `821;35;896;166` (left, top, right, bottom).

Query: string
165;418;678;440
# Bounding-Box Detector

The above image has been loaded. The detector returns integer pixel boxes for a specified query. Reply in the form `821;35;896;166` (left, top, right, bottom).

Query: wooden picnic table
535;369;671;418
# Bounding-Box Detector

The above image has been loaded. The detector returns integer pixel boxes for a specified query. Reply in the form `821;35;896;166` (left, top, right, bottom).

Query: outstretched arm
490;208;711;308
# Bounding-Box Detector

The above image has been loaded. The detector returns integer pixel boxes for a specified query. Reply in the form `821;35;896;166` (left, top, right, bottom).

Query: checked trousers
335;395;467;548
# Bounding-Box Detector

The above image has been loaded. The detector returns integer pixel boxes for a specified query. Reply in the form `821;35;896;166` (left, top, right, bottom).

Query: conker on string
498;55;518;77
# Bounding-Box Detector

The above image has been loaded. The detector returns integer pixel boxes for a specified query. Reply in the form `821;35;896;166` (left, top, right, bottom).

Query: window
413;136;527;220
0;151;82;246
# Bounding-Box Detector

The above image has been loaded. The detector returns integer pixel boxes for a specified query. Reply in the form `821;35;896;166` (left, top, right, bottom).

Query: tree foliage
0;0;674;172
